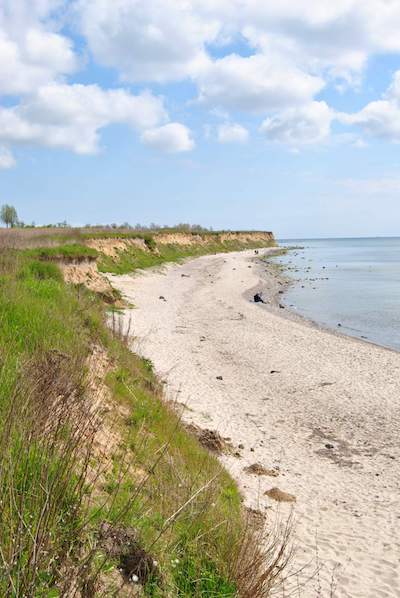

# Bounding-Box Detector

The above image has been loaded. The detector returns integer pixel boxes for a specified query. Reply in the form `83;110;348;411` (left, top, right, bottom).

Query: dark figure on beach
255;250;259;254
254;293;265;303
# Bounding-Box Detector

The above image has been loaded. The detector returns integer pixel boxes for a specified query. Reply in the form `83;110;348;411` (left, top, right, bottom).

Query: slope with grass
0;229;286;597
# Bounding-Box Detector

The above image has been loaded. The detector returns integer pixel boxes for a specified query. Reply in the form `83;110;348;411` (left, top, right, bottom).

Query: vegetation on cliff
0;228;288;597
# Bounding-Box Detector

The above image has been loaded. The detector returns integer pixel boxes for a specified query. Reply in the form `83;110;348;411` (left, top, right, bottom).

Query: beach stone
325;443;334;449
253;293;265;303
244;463;280;477
186;425;231;454
264;487;296;503
216;375;223;380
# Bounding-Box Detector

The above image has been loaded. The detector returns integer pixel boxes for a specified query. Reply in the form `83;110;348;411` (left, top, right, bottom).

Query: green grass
98;240;274;275
0;250;246;596
24;243;99;261
0;232;285;596
98;337;243;593
0;253;99;594
18;259;64;282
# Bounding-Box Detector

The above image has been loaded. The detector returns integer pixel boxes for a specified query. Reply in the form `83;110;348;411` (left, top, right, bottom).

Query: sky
2;1;400;237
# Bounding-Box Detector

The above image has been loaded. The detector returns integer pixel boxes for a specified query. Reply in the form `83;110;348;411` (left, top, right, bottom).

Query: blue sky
2;1;400;237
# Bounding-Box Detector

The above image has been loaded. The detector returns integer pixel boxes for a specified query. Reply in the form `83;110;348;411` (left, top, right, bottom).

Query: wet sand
108;248;400;597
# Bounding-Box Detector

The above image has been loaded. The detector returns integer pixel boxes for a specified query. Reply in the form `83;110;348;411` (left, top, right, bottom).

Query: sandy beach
109;248;400;597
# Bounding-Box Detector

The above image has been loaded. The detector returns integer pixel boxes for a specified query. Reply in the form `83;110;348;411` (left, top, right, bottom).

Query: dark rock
270;370;280;374
216;375;223;380
120;548;158;584
98;524;159;587
159;296;166;301
253;292;265;303
238;443;244;449
279;303;285;309
325;443;334;449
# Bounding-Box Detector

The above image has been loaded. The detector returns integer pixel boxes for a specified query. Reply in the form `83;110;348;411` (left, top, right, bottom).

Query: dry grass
230;513;294;597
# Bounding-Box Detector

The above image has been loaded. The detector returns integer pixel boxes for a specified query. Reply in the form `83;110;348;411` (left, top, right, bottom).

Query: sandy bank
109;249;400;597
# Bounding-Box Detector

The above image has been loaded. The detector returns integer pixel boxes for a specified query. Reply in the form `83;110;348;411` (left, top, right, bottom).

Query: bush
143;235;156;251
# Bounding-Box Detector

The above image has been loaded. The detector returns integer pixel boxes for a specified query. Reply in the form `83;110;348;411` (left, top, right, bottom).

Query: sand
108;249;400;597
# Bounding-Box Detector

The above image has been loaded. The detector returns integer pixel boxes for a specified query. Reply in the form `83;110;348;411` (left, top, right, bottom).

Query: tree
0;204;18;228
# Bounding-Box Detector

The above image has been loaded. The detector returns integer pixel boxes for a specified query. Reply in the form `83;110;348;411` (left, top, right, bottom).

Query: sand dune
109;249;400;597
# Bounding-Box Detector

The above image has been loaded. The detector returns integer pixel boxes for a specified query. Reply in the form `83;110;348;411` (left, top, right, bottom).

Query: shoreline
253;251;400;356
109;248;400;597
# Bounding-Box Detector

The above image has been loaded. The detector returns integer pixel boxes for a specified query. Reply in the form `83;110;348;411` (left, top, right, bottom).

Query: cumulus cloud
77;0;216;82
76;0;400;88
141;123;194;153
217;122;249;143
260;101;333;146
196;53;323;113
0;84;167;154
238;1;400;85
339;70;400;142
6;0;400;160
0;147;15;169
0;3;77;95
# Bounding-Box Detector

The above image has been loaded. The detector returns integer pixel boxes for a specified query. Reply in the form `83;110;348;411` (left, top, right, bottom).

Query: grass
24;244;99;261
98;240;274;275
0;246;291;597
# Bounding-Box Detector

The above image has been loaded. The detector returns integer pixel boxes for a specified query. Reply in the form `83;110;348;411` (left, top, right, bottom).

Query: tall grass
0;246;291;597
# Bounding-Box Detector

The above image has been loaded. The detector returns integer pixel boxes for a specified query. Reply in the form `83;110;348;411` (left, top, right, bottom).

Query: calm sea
276;237;400;351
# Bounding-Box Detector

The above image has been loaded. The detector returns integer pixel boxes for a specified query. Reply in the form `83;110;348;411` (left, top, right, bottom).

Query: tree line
0;205;213;233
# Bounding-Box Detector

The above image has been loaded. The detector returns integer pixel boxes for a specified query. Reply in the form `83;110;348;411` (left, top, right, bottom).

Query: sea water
276;237;400;351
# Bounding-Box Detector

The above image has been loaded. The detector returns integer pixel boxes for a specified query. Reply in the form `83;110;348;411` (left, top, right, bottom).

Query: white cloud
238;1;400;84
141;123;194;153
260;101;333;146
0;3;77;95
77;0;216;82
75;0;400;90
0;84;167;154
339;70;400;142
217;122;248;143
6;0;400;159
196;53;324;113
0;147;15;169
